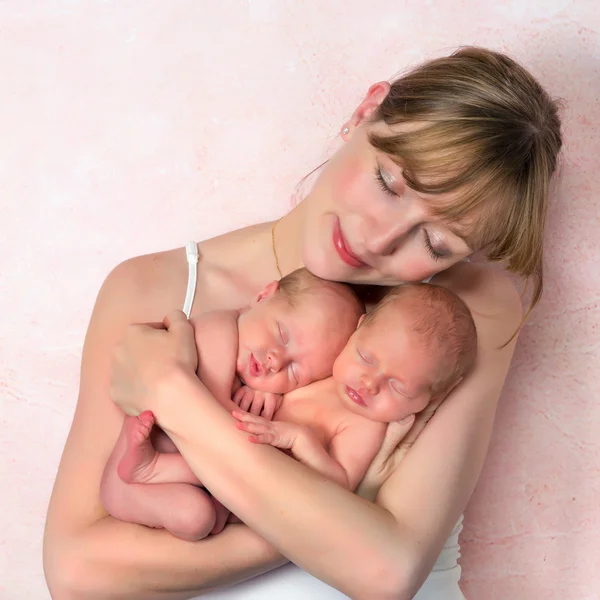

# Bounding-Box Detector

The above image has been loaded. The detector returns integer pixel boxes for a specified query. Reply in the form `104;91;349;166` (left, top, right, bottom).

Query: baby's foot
117;411;159;484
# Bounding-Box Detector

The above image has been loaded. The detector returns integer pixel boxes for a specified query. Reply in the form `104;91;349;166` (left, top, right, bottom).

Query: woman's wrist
150;363;200;425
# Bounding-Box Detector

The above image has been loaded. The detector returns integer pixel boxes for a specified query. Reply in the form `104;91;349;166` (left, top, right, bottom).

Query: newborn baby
234;282;477;492
101;268;364;539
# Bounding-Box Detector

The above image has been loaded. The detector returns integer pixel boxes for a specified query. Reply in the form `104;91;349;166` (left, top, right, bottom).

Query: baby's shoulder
190;309;239;349
336;411;387;442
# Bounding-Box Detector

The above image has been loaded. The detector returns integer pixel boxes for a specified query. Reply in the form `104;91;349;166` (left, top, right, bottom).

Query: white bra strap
183;242;199;318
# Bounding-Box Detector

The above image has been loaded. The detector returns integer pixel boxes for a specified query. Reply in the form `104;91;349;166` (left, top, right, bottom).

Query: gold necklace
271;220;283;278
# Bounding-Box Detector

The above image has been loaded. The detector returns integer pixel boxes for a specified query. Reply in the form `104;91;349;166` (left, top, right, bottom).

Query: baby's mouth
249;353;263;377
345;386;366;407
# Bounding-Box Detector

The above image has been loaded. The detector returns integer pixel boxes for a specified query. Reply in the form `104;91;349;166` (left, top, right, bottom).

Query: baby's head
237;268;364;393
332;283;477;422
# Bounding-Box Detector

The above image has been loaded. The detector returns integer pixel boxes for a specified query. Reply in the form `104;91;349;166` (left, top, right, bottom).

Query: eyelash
375;166;448;262
357;348;372;363
374;167;396;196
424;231;444;261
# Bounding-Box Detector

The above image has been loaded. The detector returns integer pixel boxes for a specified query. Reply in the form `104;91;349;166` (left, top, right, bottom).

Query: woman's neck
198;202;307;305
272;201;307;277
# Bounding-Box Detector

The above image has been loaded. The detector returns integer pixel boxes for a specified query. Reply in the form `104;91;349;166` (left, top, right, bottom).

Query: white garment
184;243;466;600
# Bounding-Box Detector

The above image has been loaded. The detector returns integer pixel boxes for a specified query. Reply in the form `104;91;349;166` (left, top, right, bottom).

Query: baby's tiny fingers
235;420;270;436
249;399;264;416
232;387;246;405
249;432;275;445
232;410;264;424
261;396;278;421
239;393;255;413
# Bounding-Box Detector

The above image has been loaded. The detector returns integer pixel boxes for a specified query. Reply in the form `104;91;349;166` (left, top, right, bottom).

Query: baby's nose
360;373;379;394
266;349;286;372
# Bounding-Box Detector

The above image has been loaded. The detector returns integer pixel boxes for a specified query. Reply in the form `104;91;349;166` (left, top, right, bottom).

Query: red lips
345;386;367;407
248;353;262;377
333;219;367;268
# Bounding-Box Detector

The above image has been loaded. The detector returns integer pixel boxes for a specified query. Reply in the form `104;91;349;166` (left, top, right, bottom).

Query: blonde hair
370;47;563;318
363;283;477;397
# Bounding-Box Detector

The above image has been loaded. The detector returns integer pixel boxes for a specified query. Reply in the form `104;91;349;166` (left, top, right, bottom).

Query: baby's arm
233;412;385;490
190;309;240;409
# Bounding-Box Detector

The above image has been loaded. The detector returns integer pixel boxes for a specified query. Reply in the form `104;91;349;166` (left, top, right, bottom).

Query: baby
101;268;364;538
233;283;477;495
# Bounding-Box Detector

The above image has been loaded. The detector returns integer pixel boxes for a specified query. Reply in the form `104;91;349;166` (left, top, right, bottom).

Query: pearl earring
342;127;349;135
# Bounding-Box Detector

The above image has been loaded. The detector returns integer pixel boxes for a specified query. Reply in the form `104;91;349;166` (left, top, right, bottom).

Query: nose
266;349;288;373
360;372;379;395
364;202;423;256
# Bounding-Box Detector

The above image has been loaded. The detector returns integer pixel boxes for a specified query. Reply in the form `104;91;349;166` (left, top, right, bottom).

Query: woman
43;47;562;599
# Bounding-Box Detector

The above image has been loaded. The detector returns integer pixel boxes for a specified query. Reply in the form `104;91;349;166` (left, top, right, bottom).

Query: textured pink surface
1;2;598;598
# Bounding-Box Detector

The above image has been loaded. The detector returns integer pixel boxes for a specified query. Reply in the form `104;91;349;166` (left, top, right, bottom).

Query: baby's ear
256;280;279;303
356;313;366;329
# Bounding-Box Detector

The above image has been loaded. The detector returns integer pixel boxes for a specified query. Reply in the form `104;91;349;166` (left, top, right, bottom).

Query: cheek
329;152;371;210
379;394;407;421
332;352;351;381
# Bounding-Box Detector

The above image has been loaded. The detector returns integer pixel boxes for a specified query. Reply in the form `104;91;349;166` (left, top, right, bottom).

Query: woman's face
301;120;475;285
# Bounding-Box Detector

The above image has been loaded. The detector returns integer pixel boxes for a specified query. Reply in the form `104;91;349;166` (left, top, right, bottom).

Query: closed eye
390;380;410;398
375;166;396;196
277;322;287;344
357;348;372;363
289;364;299;385
423;230;451;261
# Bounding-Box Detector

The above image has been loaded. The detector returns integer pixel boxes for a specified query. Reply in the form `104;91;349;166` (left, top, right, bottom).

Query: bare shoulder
432;261;523;348
100;247;189;321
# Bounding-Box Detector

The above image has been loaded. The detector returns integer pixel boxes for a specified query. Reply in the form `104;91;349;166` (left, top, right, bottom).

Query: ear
345;82;391;133
256;280;279;303
357;313;366;329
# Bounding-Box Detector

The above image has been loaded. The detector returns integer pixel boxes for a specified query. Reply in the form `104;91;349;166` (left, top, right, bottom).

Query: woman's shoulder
98;246;190;322
432;260;523;347
433;260;521;315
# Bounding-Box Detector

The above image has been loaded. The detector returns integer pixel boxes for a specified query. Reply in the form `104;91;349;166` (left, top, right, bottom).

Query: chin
302;249;343;281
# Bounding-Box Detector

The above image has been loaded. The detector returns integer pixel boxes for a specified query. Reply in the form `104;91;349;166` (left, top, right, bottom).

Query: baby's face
237;285;357;394
332;308;438;422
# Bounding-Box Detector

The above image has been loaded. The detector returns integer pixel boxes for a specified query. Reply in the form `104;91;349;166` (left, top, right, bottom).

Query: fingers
239;391;255;413
232;411;274;444
232;387;246;406
232;410;266;426
249;397;264;416
261;395;277;421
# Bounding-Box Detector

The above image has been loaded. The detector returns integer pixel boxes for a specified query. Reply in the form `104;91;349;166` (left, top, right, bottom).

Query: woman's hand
356;396;445;501
110;310;199;416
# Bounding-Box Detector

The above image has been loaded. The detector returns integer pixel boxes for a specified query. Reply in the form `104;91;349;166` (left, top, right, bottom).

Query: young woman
44;47;562;599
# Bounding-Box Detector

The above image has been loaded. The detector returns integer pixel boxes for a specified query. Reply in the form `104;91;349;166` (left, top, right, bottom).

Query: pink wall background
1;1;598;598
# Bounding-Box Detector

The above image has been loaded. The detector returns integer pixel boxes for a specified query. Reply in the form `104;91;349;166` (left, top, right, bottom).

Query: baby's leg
100;413;217;541
101;461;217;541
117;412;202;485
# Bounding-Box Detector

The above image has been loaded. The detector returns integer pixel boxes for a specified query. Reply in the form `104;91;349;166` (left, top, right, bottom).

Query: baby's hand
232;410;306;450
232;386;283;421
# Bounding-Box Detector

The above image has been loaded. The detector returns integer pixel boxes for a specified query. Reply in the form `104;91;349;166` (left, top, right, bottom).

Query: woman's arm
43;255;285;600
128;262;522;600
